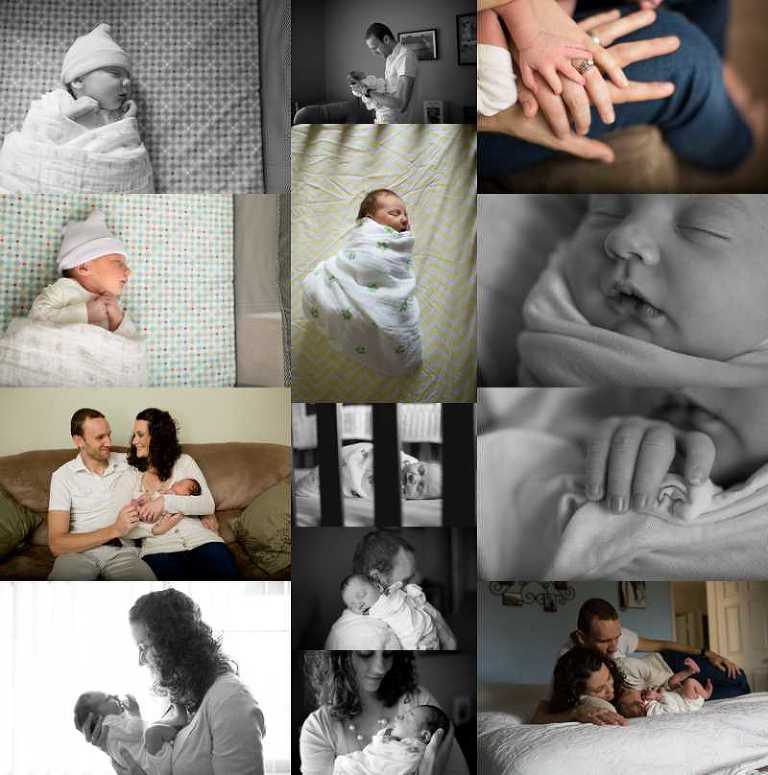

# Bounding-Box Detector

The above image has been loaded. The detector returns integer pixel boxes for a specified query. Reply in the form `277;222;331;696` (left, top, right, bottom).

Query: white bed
478;690;768;775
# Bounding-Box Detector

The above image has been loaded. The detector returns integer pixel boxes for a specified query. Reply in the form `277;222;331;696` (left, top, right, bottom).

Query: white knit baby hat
61;23;131;84
57;210;127;274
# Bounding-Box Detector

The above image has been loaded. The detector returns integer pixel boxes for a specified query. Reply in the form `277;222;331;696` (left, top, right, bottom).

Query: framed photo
423;100;445;124
456;13;477;66
619;581;648;609
398;28;438;61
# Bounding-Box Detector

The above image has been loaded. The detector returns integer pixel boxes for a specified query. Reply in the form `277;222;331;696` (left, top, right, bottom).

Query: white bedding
478;694;768;775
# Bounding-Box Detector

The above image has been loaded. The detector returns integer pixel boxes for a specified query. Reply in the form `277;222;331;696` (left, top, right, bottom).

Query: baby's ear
421;730;433;744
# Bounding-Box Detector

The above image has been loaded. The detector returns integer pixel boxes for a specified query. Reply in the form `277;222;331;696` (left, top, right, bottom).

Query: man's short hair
71;408;105;438
365;22;395;43
352;530;414;578
577;598;619;635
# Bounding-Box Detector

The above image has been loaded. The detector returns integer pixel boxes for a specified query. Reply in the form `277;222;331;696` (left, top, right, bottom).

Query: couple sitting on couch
48;407;238;580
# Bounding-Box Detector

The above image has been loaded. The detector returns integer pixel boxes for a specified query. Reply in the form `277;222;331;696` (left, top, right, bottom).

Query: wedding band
590;33;602;47
573;58;595;75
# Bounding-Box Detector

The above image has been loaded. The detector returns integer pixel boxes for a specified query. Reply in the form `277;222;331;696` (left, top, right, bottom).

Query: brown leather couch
0;442;291;580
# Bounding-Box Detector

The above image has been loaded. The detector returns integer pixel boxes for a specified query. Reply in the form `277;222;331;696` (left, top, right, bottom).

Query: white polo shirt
49;452;135;533
379;42;418;124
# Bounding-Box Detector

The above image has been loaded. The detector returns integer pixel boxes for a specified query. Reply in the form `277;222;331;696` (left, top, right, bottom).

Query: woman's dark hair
129;589;237;711
304;651;417;720
127;408;182;482
549;647;628;713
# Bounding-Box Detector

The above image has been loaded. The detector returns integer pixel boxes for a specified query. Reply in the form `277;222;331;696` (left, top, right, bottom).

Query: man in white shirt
363;22;418;124
47;407;156;580
532;598;748;725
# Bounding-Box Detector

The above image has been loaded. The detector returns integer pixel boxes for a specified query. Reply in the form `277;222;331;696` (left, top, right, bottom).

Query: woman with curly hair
124;408;238;579
546;647;630;717
81;588;265;774
299;651;468;774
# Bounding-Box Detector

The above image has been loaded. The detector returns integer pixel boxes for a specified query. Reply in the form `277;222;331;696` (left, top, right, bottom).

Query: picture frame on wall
456;12;477;66
619;581;648;609
424;100;445;124
398;28;439;61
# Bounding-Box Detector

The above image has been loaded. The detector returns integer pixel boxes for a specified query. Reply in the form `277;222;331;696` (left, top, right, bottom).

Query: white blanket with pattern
333;730;425;775
0;318;147;386
302;218;422;376
0;89;154;193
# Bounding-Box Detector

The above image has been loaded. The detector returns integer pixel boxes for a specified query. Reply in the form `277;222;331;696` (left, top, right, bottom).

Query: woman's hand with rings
138;497;165;522
418;723;455;775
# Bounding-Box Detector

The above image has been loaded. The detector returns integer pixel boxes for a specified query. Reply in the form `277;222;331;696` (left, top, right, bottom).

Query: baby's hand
65;95;101;119
151;512;184;536
123;99;137;118
201;514;219;534
86;295;110;325
103;293;125;331
584;416;716;514
516;31;593;94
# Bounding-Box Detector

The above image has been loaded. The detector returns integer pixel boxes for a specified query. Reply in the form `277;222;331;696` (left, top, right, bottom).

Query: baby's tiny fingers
631;424;676;510
584;417;623;501
678;430;716;485
605;421;649;512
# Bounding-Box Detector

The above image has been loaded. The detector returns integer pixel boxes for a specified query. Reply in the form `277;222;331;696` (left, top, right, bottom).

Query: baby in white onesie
74;691;187;775
333;705;449;775
30;209;135;336
340;575;439;650
347;70;387;112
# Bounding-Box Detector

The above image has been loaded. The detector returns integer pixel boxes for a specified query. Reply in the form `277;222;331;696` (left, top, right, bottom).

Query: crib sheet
0;194;235;386
0;0;262;193
291;125;477;402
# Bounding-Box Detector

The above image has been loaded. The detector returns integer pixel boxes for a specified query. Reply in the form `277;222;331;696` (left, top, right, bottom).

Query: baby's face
82;691;123;718
389;708;430;741
372;193;410;232
74;67;132;111
342;576;381;615
171;479;196;496
562;195;768;360
82;253;131;296
616;689;648;718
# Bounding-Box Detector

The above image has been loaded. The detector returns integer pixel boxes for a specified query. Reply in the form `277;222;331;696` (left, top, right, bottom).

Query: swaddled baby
333;705;449;775
347;70;387;112
519;194;768;387
73;691;187;775
303;189;422;376
0;23;153;193
341;574;439;650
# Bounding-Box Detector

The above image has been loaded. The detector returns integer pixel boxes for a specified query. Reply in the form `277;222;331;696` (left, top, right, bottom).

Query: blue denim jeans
661;650;752;701
478;4;752;177
143;541;240;580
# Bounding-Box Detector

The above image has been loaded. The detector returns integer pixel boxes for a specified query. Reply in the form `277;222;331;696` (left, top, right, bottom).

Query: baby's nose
604;222;660;267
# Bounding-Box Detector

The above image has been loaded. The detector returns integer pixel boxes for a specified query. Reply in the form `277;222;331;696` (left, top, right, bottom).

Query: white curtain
0;581;290;775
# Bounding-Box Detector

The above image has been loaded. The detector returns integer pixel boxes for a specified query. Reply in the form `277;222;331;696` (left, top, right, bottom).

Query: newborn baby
615;678;713;718
302;189;422;376
347;70;387;112
341;575;439;650
74;691;187;775
294;442;442;501
30;210;135;336
333;705;449;775
0;23;153;193
519;194;768;386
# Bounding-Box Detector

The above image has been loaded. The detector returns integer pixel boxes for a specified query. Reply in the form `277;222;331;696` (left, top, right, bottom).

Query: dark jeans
143;541;239;580
661;650;752;700
478;3;752;176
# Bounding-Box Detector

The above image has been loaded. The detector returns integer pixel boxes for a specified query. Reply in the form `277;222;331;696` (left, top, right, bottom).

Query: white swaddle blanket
479;427;768;580
302;218;422;376
0;318;147;386
369;583;439;650
103;713;173;775
333;729;425;775
0;89;154;193
518;244;768;387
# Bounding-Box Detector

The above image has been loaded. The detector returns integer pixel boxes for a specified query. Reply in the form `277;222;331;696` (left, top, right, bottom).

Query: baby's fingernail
631;494;648;511
609;495;627;513
586;485;603;501
606;111;615;124
689;469;706;485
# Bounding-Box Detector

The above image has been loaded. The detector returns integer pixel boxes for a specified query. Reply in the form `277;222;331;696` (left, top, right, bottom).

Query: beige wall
0;389;290;455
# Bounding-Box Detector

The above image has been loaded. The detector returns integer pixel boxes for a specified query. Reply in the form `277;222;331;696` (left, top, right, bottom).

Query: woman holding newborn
299;651;468;775
126;408;238;580
81;588;264;774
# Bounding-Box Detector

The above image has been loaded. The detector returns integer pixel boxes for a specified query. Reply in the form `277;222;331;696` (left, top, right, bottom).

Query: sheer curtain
0;581;290;775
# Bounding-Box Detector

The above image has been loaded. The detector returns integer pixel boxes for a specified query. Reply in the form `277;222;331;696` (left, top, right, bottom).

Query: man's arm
636;637;743;678
47;505;138;557
368;75;416;114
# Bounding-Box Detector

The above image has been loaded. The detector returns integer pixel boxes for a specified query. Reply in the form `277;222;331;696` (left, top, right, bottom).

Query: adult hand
80;712;110;752
584;416;716;514
124;695;142;718
138;497;165;522
525;8;678;138
201;514;220;534
418;724;454;775
119;749;149;775
113;503;140;536
572;704;628;726
706;650;743;679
